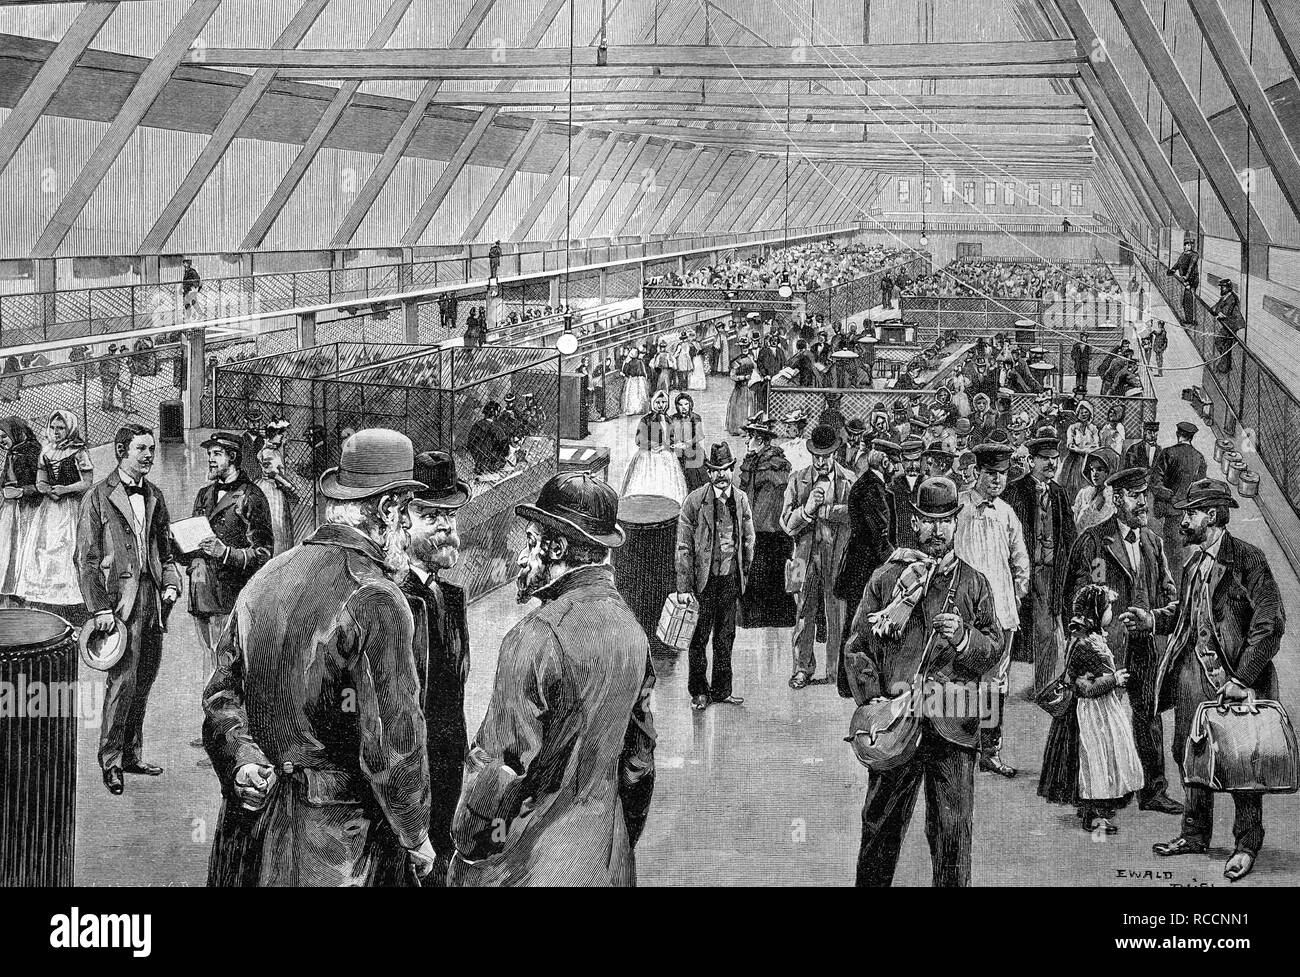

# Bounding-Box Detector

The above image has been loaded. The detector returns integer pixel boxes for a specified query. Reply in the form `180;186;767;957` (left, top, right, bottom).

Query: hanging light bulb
556;311;578;355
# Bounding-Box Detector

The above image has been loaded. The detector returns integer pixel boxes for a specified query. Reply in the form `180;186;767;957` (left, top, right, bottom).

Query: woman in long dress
726;340;757;436
669;393;708;493
1072;449;1118;532
688;338;708;391
949;371;971;418
16;410;93;622
0;416;42;604
620;390;687;503
737;419;796;628
254;444;303;555
620;348;649;416
1060;399;1100;500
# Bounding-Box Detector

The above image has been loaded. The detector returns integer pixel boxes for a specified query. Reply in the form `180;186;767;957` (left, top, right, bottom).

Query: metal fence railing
1141;252;1300;524
0;223;858;349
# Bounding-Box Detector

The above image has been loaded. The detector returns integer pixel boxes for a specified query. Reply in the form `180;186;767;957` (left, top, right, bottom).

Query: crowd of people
903;258;1121;299
643;241;912;292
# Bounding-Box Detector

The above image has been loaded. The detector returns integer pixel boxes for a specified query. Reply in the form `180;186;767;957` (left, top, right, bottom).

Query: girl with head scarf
1072;448;1118;532
726;338;757;436
0;417;42;602
670;392;707;492
1038;583;1144;835
1060;399;1100;500
16;411;93;618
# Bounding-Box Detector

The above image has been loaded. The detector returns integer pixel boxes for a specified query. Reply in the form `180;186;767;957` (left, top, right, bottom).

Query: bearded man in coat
448;473;657;886
202;430;435;887
401;451;473;887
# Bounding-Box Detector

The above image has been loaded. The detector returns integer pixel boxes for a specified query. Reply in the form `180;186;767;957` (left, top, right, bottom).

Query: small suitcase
655;593;699;653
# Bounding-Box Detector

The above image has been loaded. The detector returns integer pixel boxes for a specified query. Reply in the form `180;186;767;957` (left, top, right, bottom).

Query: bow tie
1125;528;1139;544
123;483;145;497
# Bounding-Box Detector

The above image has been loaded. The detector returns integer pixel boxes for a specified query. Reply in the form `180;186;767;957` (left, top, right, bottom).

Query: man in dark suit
186;432;273;677
889;437;924;548
1003;429;1076;694
834;438;899;698
1123;420;1164;532
843;477;1003;887
675;443;756;710
1071;331;1092;392
1152;480;1285;882
401;450;473;886
1062;468;1184;815
1152;420;1207;589
1171;240;1200;326
76;424;182;795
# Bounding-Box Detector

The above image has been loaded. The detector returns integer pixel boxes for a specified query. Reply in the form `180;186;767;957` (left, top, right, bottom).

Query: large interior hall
1;0;1299;889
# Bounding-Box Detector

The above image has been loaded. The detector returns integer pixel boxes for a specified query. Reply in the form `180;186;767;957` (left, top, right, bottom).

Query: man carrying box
675;442;756;711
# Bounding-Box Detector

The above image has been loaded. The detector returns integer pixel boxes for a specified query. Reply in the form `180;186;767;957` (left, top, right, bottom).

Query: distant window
1004;182;1015;205
942;179;955;203
963;180;975;203
922;181;933;204
1028;181;1040;205
1070;182;1084;207
984;181;997;205
897;178;911;203
1051;182;1063;206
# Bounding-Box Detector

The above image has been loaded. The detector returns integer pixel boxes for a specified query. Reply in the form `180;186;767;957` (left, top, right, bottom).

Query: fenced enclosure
214;344;561;601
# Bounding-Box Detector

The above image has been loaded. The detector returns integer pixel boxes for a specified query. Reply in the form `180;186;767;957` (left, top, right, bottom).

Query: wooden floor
66;269;1300;886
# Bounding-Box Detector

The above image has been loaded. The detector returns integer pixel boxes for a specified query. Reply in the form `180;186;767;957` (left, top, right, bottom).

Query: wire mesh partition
1141;253;1300;519
0;344;186;450
214;344;561;601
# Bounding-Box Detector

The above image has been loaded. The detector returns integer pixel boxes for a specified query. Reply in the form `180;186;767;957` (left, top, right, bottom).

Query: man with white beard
401;450;472;887
202;429;435;887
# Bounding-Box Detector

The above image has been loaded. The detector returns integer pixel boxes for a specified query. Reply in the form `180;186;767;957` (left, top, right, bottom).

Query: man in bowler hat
450;473;657;886
1151;479;1285;882
401;450;473;885
844;476;1003;886
675;443;756;710
782;424;856;689
203;429;435;886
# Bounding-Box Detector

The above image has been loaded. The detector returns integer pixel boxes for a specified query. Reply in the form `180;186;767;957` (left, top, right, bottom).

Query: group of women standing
0;410;93;623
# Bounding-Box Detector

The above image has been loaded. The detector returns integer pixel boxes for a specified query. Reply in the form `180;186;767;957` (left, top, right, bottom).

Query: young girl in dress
0;417;42;605
1038;584;1144;834
16;410;93;622
1073;449;1117;531
1060;399;1099;499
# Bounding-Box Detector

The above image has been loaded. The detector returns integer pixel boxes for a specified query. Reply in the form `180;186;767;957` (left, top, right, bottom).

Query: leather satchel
1034;640;1078;720
1183;691;1300;793
845;574;959;773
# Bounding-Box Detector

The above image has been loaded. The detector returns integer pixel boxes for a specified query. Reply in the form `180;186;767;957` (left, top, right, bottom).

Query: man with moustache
1123;420;1165;531
401;450;472;886
844;476;1003;887
782;424;856;690
1061;467;1183;815
1004;429;1076;695
185;432;273;678
449;472;656;886
675;443;755;710
77;424;182;796
202;429;435;886
1151;480;1284;882
889;437;925;548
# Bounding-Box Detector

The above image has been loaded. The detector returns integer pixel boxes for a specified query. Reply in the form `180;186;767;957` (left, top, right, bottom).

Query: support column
403;297;420;344
548;275;561;310
141;255;161;285
184;327;206;430
297;310;316;349
33;258;56;333
239;253;254;279
598;268;608;305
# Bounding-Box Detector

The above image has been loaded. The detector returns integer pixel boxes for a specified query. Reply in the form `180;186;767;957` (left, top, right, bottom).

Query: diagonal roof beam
1185;0;1300;226
664;151;733;236
0;1;117;178
139;0;330;253
1260;0;1300;80
1053;0;1198;227
611;142;675;237
688;156;755;234
1107;0;1270;244
716;157;781;232
328;0;497;248
399;0;568;247
240;0;413;250
578;134;652;239
459;118;548;244
31;0;222;258
1072;73;1173;224
639;147;706;238
509;133;594;243
545;132;622;242
734;161;800;233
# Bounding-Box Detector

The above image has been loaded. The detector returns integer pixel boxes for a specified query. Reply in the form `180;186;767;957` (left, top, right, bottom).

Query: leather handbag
845;574;959;773
1183;691;1300;793
1034;639;1077;720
